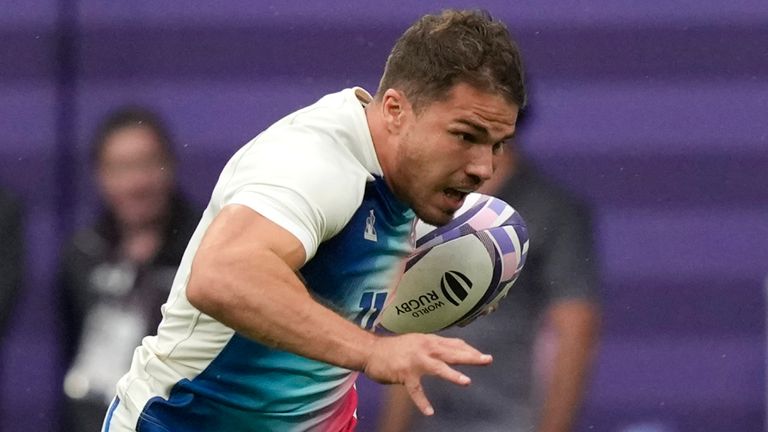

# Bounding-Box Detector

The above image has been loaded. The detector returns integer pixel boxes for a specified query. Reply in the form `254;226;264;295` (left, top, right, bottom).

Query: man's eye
492;141;506;154
455;132;475;143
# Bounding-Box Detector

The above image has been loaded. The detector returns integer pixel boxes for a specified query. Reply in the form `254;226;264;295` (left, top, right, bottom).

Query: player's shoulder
212;90;377;239
265;88;371;148
253;90;370;159
239;88;377;189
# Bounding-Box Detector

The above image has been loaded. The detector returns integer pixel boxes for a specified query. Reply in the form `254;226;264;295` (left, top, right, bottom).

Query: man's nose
465;146;494;184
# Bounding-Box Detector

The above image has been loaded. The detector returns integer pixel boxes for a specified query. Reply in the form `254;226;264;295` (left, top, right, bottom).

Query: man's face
387;83;519;226
96;126;174;228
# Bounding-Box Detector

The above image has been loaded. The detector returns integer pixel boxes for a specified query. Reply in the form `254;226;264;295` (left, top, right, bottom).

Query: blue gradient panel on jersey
137;337;355;431
137;176;414;431
301;175;415;326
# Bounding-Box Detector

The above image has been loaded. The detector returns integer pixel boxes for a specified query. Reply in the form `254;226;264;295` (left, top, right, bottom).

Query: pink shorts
324;385;358;432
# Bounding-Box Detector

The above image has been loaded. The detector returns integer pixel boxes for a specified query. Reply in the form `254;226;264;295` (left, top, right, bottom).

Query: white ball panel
380;233;494;333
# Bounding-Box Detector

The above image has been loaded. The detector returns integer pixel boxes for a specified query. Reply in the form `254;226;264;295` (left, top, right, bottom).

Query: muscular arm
187;204;376;370
536;300;600;432
186;205;492;415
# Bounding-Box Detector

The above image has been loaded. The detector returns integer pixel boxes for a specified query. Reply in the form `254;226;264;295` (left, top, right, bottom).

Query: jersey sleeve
216;132;369;263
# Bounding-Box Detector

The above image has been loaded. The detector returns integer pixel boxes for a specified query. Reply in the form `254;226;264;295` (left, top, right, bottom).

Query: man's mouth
443;187;472;206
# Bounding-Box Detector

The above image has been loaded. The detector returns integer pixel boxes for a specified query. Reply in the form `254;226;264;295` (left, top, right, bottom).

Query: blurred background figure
0;187;23;341
0;187;22;432
57;107;199;431
378;141;601;432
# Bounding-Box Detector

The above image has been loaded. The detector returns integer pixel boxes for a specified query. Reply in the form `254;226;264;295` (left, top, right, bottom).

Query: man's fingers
405;380;434;416
431;362;472;387
433;341;493;366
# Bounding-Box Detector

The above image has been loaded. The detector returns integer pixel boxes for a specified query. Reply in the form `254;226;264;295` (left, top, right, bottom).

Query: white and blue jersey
104;88;415;432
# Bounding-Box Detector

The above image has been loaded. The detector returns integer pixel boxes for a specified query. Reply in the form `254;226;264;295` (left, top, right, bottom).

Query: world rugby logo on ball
440;271;472;306
387;270;473;320
379;193;528;334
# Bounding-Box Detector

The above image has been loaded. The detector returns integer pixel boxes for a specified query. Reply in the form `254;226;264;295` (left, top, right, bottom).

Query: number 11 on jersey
355;291;387;330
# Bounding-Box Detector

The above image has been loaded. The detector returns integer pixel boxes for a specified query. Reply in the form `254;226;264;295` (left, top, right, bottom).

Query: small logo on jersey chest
364;209;378;242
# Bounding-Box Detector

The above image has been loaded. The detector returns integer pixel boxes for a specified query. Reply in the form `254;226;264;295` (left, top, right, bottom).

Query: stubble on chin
413;204;453;227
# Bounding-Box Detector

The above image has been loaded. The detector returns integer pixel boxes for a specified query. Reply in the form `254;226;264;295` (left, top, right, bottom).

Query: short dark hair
90;106;175;164
377;9;526;113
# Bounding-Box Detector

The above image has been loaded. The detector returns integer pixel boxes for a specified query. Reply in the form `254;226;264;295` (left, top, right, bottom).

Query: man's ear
381;88;410;133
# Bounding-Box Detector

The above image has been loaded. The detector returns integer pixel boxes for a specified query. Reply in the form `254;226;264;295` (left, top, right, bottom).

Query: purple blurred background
1;1;767;431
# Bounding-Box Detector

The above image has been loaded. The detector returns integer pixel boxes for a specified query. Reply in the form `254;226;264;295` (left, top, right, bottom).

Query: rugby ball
379;193;528;334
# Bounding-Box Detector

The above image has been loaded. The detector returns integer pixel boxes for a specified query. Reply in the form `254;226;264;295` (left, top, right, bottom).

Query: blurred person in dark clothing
379;144;601;432
58;107;199;431
0;187;22;340
0;187;22;431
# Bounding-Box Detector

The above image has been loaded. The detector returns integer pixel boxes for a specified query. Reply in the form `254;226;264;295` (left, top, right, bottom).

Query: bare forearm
536;335;594;432
188;247;376;372
537;303;599;432
378;385;416;432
